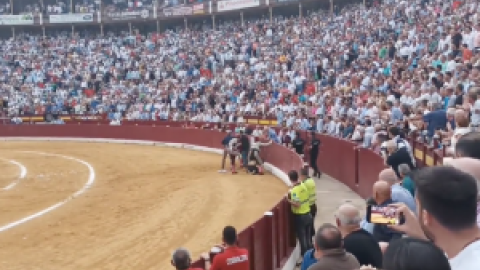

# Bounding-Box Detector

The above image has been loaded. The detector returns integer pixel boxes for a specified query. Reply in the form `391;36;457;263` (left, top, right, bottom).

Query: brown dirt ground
0;159;20;189
0;142;288;270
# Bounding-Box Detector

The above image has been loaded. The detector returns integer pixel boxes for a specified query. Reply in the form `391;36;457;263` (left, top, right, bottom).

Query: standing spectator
171;248;203;270
306;223;360;270
383;140;415;179
389;167;480;270
202;226;249;270
387;127;415;166
423;103;448;143
383;238;452;270
335;203;383;268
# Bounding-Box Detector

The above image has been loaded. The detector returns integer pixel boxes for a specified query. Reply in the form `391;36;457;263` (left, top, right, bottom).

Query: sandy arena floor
0;141;288;270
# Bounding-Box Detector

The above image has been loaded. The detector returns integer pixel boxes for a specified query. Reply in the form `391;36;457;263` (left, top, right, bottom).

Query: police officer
286;170;313;259
300;168;316;240
308;132;321;177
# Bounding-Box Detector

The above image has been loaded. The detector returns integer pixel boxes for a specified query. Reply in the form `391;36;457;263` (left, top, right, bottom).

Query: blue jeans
241;151;248;167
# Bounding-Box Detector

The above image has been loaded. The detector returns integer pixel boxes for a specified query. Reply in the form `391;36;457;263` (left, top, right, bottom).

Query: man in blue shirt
386;101;403;125
423;103;447;142
267;127;280;143
379;168;416;213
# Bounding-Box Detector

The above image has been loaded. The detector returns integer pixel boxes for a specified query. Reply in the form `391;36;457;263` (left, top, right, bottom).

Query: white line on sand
1;159;28;190
0;151;96;233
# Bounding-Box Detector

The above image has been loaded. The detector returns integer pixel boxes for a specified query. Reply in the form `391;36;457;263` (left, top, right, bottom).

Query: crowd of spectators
6;0;207;15
2;0;480;269
297;129;480;270
103;0;154;12
0;2;11;14
9;0;99;15
2;0;480;151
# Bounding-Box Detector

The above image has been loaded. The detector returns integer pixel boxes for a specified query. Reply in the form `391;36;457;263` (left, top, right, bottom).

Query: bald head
444;158;480;196
455;109;469;127
455;109;467;118
336;203;361;227
373;180;391;204
172;248;192;270
315;223;343;251
379;168;398;184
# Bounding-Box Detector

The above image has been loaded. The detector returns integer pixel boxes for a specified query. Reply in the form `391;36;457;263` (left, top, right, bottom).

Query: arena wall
0;124;443;270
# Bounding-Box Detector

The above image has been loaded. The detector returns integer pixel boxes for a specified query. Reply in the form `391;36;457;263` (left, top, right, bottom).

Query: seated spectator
378;168;416;212
383;238;452;270
372;180;403;243
398;164;415;197
335;203;382;268
441;109;471;155
389;167;480;270
171;248;203;270
307;223;360;270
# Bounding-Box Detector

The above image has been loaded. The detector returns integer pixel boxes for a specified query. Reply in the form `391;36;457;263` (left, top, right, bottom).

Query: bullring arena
0;140;288;270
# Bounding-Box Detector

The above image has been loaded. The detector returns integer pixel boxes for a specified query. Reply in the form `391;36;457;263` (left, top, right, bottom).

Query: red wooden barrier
0;123;444;270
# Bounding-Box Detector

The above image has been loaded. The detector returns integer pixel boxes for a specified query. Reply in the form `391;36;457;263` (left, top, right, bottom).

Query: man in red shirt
171;248;203;270
202;226;249;270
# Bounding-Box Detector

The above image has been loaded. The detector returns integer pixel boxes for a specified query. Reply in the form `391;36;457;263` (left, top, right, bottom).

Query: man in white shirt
390;166;480;270
469;92;480;128
446;54;457;73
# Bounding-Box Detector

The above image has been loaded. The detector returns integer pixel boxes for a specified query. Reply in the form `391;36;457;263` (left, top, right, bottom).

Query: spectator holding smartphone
371;180;403;243
388;166;480;270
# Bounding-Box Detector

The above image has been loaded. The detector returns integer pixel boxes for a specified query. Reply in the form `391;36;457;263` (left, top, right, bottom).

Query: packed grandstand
2;0;480;269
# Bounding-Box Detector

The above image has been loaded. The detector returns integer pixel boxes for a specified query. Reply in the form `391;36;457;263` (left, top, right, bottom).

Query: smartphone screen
367;205;400;225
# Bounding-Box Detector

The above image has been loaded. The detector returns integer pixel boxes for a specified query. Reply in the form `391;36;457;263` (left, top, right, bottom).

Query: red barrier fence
0;123;444;270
